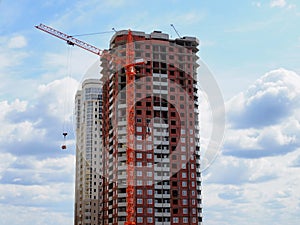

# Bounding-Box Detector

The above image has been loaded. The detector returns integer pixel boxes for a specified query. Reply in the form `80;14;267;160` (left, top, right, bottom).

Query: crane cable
62;44;73;150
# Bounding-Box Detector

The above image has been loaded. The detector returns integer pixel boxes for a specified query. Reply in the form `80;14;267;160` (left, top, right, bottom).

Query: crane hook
61;132;68;150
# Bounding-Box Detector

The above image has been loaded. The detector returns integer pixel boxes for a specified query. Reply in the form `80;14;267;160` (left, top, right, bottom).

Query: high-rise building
100;30;202;225
74;79;103;225
74;30;202;225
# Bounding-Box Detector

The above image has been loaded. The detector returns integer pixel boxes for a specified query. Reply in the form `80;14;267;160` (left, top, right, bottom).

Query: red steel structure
35;24;143;225
124;30;136;225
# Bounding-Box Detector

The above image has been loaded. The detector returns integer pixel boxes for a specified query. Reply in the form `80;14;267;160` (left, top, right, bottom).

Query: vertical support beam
125;30;136;225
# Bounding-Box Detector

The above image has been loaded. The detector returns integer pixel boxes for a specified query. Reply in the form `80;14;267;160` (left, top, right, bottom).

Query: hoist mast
36;24;144;225
125;29;136;225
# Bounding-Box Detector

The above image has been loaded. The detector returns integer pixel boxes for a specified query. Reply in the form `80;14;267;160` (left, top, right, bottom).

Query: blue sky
0;0;300;224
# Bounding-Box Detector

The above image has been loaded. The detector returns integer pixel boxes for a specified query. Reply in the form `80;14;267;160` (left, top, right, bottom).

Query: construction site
36;24;202;225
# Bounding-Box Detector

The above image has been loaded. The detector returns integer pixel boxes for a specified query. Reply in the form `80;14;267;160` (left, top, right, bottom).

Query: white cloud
224;68;300;158
37;77;79;122
203;150;300;224
0;76;79;156
0;155;75;224
0;153;17;179
270;0;287;8
0;204;73;225
204;68;300;224
252;1;262;7
8;35;27;49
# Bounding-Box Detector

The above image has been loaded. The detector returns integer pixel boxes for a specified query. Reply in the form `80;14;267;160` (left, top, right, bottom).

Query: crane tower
35;24;143;225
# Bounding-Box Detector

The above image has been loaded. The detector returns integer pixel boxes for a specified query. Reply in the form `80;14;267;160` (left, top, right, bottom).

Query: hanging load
61;132;68;150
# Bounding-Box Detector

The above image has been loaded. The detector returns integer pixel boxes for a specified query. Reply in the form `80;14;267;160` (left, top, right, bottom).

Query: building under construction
74;30;202;225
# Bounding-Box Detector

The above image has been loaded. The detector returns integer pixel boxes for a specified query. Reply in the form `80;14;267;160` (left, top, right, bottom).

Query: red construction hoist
35;24;144;224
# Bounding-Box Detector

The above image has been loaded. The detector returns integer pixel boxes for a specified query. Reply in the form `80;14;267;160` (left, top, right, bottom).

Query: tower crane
35;23;144;225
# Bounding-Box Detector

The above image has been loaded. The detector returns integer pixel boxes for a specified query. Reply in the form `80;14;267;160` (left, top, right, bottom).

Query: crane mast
125;30;136;225
36;24;143;225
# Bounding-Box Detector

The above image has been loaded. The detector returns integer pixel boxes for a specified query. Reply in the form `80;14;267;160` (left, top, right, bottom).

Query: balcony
153;106;165;111
154;212;171;217
154;194;171;199
153;89;168;94
154;175;170;181
118;120;127;126
153;123;168;128
154;149;169;154
117;193;126;198
155;222;170;225
154;184;170;189
154;166;170;172
154;203;170;208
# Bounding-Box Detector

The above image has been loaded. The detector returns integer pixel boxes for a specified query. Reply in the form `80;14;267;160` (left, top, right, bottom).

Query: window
137;217;143;223
183;208;188;214
147;208;153;213
136;144;142;150
147;217;153;223
137;135;142;140
137;208;143;213
147;171;152;177
183;217;188;223
147;199;153;204
173;217;179;223
136;126;142;132
182;181;187;187
182;190;187;196
182;172;187;178
147;189;153;195
136;162;142;167
147;153;152;159
137;180;143;186
137;199;143;204
137;171;142;176
182;199;188;205
137;189;142;195
137;153;142;159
